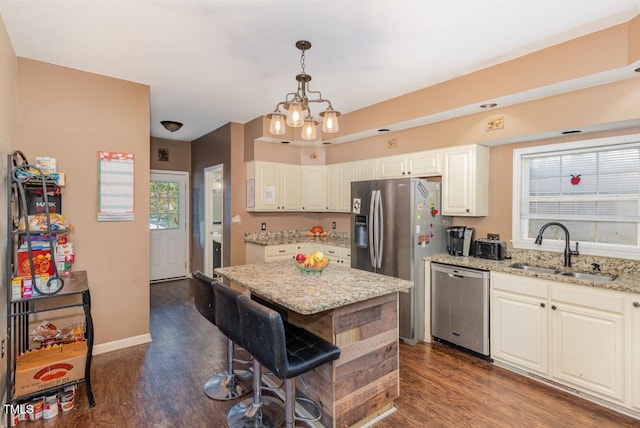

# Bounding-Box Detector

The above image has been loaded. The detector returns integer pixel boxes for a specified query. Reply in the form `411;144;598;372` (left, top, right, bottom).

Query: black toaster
474;239;507;260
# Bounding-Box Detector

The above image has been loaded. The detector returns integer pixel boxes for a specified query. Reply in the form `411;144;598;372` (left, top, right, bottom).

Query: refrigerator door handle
369;190;376;267
376;190;384;269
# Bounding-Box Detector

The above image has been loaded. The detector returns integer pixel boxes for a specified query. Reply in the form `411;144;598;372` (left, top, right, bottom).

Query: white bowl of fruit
294;251;329;275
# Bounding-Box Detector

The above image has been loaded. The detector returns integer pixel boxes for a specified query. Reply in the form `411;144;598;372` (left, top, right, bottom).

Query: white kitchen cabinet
441;144;489;216
491;271;628;407
491;272;549;376
629;296;640;410
357;159;377;181
327;162;358;212
377;150;440;179
246;243;298;263
246;161;301;211
549;282;625;402
300;166;327;211
322;244;351;266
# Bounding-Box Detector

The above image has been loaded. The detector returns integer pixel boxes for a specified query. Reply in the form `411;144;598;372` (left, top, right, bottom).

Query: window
149;181;180;230
513;134;640;259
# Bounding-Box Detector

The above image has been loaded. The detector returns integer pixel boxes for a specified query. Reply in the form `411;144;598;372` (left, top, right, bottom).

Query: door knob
633;301;640;308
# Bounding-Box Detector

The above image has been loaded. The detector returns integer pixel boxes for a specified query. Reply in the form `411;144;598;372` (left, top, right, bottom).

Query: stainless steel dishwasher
431;262;490;356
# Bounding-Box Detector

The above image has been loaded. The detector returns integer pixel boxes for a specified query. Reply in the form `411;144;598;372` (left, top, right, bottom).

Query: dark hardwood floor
25;278;640;427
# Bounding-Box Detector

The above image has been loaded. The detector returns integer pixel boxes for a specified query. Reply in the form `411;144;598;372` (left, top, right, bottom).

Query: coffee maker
446;226;475;256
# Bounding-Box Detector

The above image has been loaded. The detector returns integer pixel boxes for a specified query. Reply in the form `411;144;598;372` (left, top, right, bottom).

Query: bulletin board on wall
97;151;135;221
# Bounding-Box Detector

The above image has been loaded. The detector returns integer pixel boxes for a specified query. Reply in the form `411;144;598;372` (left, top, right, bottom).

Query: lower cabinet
491;271;632;412
491;273;549;376
549;282;624;402
629;295;640;411
246;242;349;265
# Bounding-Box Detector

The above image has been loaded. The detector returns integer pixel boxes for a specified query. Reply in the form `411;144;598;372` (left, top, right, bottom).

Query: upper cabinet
300;166;327;211
247;161;301;211
327;162;358;213
247;144;489;216
377;150;441;179
441;144;489;216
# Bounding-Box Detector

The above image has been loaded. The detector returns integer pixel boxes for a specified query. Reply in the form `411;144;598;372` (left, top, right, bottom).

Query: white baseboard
92;333;153;355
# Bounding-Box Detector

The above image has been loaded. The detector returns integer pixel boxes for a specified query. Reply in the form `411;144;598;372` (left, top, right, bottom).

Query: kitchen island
215;261;413;428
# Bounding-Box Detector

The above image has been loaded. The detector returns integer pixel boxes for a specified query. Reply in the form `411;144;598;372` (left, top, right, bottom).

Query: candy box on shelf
14;341;87;398
17;249;54;276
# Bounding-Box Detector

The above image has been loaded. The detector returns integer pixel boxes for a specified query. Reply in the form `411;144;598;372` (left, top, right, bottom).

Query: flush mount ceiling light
479;103;498;109
161;120;183;132
267;40;341;141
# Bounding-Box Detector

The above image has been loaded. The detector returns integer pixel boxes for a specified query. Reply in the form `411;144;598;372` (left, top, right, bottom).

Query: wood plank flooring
24;278;640;427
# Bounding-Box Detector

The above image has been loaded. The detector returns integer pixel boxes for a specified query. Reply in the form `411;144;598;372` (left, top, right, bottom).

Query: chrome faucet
534;222;579;267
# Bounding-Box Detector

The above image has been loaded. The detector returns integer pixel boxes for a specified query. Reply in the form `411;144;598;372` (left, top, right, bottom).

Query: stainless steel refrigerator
351;177;447;345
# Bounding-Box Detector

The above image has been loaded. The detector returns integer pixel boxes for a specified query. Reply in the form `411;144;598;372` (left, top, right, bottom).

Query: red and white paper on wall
97;151;135;222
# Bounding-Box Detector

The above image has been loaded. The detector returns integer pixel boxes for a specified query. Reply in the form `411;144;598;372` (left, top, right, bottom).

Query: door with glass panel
150;171;188;281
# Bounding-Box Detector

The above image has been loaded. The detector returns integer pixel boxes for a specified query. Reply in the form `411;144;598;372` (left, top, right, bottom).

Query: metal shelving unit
5;151;95;421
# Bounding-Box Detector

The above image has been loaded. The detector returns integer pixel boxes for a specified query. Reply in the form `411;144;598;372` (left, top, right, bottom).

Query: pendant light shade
320;108;340;133
286;102;304;127
268;111;286;135
301;117;318;140
268;40;340;141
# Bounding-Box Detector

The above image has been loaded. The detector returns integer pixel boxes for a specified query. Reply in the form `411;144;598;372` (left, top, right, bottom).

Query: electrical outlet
487;233;500;240
332;221;336;229
261;223;266;231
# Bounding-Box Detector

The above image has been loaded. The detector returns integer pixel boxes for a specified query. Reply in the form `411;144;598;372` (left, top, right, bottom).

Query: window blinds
521;142;640;223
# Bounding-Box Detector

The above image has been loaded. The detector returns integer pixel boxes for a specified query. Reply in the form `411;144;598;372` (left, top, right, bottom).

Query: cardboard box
15;342;87;398
26;187;62;215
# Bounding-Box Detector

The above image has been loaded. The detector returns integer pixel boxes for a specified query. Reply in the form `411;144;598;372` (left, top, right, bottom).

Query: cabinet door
357;159;377;181
630;296;640;410
377;155;406;178
441;145;488;216
279;164;301;211
550;300;624;401
255;162;279;211
492;290;549;375
408;150;440;176
301;166;327;211
326;165;340;211
339;163;358;212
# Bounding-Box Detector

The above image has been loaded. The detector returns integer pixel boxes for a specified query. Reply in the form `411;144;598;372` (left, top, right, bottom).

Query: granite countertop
426;253;640;294
215;260;412;315
244;230;350;248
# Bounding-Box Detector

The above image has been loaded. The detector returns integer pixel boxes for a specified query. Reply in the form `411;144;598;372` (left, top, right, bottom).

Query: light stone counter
215;260;412;315
244;230;350;248
425;252;640;294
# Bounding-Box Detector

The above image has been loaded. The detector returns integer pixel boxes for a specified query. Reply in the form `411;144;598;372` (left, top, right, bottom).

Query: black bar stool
192;271;252;400
213;282;285;428
234;293;341;428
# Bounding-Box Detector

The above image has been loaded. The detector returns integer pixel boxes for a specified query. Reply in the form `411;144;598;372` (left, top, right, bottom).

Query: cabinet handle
551;305;557;310
466;208;470;213
633;301;640;308
407;171;411;175
540;303;545;308
278;250;286;253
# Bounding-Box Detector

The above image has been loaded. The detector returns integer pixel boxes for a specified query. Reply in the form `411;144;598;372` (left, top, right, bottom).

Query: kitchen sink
508;263;562;275
558;271;616;282
508;263;616;282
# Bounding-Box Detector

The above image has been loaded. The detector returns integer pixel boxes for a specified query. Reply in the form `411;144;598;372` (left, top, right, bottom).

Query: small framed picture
158;148;170;162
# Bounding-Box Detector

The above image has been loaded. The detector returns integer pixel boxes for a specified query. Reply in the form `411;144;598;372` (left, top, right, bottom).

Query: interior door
150;170;188;281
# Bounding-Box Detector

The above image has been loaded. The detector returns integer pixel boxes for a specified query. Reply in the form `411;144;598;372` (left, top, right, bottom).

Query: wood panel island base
215;261;413;428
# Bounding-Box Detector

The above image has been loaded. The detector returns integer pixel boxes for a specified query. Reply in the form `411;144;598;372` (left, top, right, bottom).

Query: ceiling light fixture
480;103;498;109
161;121;183;132
267;40;341;141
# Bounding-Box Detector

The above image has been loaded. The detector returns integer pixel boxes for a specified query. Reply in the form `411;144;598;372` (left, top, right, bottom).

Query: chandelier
267;40;341;141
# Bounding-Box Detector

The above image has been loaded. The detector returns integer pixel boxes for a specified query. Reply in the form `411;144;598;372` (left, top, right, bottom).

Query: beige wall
150;136;191;172
0;15;16;404
16;58;151;347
